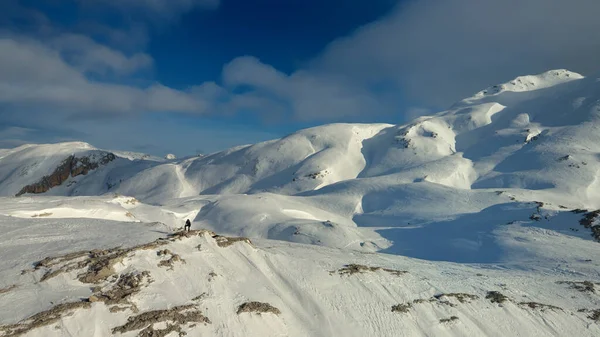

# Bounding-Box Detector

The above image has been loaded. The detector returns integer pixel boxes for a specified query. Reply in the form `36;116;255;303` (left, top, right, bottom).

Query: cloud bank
2;0;600;155
311;0;600;107
4;0;600;124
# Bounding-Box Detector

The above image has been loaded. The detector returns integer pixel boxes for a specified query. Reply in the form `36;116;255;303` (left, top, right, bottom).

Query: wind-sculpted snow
0;70;600;336
2;69;600;335
2;69;600;257
0;207;599;336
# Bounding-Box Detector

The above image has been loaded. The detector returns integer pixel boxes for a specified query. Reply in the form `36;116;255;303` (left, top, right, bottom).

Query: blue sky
1;0;599;157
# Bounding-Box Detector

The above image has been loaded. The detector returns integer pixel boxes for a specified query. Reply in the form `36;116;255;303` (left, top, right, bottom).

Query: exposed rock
413;296;456;307
486;291;509;304
333;264;407;277
0;301;91;337
557;281;597;293
440;316;459;324
16;152;116;196
31;231;228;285
518;302;562;311
32;240;168;284
435;293;479;304
578;210;600;241
109;306;130;313
157;250;185;270
92;271;152;310
31;212;53;218
191;293;208;302
391;303;412;313
77;249;128;284
0;285;17;295
169;230;216;241
111;304;210;336
237;302;281;315
213;235;252;248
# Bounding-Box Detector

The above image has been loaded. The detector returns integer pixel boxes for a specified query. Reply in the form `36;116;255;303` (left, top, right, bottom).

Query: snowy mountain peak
1;141;95;154
467;69;583;101
2;67;600;336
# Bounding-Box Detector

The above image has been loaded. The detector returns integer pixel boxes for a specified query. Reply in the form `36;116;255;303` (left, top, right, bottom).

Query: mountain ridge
2;68;600;255
1;68;600;336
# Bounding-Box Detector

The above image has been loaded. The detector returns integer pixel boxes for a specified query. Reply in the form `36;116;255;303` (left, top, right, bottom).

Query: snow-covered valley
1;69;600;336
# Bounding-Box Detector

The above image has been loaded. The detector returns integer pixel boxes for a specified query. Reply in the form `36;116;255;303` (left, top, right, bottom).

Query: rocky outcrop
15;152;116;196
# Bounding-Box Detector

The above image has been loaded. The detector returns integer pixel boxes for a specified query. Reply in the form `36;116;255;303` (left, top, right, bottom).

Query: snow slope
0;200;598;337
2;69;600;256
1;69;600;335
0;142;160;198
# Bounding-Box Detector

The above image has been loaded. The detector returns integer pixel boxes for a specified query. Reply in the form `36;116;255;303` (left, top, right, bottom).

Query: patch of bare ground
439;316;459;324
333;264;407;277
112;304;210;337
0;301;91;337
518;302;562;311
391;303;412;313
0;285;17;295
156;249;186;270
557;281;597;293
236;302;281;315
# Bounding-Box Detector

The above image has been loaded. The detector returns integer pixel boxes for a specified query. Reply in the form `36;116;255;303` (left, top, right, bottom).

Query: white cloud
50;34;153;76
312;0;600;107
220;56;393;121
210;0;600;120
0;38;83;85
223;56;287;90
5;0;600;130
0;37;210;117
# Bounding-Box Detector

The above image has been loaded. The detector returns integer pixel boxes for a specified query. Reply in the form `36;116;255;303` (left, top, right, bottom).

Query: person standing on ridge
184;219;191;232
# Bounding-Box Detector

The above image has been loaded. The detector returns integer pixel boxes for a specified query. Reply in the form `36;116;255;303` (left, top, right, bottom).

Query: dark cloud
312;0;600;107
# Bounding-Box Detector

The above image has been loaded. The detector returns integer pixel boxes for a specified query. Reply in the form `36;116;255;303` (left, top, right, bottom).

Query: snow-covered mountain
1;69;600;336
